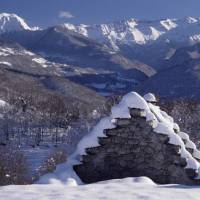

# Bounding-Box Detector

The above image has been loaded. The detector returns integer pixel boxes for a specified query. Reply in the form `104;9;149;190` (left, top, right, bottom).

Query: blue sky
1;0;200;27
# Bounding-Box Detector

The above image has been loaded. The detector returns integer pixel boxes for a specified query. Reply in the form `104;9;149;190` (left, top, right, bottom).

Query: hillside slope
0;39;107;113
2;24;155;95
137;43;200;99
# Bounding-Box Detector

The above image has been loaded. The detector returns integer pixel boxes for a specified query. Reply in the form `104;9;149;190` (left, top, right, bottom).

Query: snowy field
1;177;200;200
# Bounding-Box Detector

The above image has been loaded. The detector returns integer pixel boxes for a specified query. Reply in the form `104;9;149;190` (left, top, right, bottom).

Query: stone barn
73;92;200;185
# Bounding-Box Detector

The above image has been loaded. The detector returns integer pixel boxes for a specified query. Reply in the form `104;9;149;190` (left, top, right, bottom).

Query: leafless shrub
0;147;30;185
38;148;67;177
159;98;200;147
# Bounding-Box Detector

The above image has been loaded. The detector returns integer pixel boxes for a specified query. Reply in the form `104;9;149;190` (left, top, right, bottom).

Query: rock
119;160;127;167
185;168;198;179
116;118;131;127
130;108;146;117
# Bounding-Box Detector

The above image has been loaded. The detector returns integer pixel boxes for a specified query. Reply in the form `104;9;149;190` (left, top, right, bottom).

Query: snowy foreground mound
1;177;200;200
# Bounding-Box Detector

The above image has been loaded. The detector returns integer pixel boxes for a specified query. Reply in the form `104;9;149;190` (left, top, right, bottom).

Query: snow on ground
0;47;14;56
0;47;34;57
0;99;8;107
21;146;56;177
91;83;107;89
32;58;48;68
188;50;200;59
1;177;200;200
0;61;12;66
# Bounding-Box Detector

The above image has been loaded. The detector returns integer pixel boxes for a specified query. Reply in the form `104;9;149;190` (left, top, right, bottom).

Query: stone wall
74;108;200;185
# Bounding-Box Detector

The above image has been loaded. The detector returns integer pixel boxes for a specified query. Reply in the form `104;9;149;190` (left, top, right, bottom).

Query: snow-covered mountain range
0;13;39;33
1;13;200;98
61;17;200;69
2;13;200;68
2;13;200;49
62;17;200;49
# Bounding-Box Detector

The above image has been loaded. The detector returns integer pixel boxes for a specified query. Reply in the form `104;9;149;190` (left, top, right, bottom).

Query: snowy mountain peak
0;13;39;34
186;17;199;24
62;23;89;37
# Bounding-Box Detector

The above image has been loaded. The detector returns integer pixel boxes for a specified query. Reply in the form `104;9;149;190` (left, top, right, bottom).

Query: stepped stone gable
73;93;200;185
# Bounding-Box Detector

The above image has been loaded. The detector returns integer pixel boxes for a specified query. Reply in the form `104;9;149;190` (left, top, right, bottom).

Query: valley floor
1;177;200;200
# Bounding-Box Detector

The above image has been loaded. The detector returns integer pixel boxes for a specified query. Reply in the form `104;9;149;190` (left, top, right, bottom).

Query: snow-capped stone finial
111;92;150;119
143;93;157;103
